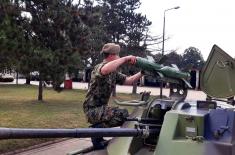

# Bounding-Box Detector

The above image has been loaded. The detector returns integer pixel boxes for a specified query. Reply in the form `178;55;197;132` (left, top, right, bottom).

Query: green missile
135;57;191;88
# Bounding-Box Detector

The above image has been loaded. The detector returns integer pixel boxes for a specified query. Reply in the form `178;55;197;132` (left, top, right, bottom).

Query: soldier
83;43;143;149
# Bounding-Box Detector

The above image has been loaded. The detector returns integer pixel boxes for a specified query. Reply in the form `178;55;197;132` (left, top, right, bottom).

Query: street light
160;6;180;98
162;6;180;56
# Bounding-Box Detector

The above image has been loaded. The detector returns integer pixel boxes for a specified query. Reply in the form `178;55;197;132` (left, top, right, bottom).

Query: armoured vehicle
0;44;235;155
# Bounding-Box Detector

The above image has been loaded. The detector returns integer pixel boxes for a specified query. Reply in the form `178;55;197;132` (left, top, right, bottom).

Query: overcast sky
138;0;235;59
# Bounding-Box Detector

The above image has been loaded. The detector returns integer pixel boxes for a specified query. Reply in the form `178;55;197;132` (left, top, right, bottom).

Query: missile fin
171;64;180;71
157;72;164;78
182;78;192;88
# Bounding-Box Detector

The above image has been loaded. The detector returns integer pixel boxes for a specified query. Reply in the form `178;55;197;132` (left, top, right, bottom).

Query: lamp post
160;6;180;98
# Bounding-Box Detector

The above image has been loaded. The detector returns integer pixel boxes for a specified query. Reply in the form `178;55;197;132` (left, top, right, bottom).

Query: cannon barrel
135;57;190;80
0;128;160;139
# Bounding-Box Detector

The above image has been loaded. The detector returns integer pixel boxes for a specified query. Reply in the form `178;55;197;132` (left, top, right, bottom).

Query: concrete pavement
10;79;207;100
15;138;104;155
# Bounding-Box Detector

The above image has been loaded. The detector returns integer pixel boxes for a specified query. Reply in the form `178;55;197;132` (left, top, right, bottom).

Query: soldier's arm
123;72;143;85
100;55;136;75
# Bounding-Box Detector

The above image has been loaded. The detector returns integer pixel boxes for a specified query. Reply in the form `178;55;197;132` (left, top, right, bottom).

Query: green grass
0;84;139;153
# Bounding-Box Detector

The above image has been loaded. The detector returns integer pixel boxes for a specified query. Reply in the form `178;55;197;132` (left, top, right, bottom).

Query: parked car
30;71;39;81
0;74;14;82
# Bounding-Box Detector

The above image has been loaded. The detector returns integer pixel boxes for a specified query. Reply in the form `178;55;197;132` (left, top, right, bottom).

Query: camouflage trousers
84;106;129;127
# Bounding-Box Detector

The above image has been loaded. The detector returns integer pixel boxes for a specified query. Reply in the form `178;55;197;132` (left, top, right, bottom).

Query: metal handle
113;99;148;106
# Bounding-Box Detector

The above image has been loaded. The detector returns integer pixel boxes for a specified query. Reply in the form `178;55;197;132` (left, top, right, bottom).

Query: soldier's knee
120;109;129;118
113;108;129;119
85;107;104;124
122;108;129;116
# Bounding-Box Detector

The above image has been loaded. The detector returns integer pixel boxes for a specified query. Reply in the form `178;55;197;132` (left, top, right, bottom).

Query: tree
98;0;151;44
181;47;205;70
0;1;25;72
77;1;109;67
1;0;116;100
75;0;154;69
164;51;182;68
0;1;36;87
21;0;90;100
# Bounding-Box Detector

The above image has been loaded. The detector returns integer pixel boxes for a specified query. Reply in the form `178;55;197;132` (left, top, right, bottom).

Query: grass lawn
0;84;139;153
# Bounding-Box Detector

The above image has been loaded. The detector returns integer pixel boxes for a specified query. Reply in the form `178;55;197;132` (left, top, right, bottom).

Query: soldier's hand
125;55;136;65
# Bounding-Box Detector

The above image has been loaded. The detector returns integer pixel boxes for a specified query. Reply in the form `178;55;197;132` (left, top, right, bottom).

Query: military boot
89;123;107;150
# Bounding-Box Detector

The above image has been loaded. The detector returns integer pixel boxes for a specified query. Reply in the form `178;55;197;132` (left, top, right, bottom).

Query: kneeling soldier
83;43;143;149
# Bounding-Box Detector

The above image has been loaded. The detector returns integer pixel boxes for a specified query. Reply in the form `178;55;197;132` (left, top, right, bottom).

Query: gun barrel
0;128;160;139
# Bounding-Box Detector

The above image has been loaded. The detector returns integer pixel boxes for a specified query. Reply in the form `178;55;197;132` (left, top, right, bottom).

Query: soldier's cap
101;43;120;54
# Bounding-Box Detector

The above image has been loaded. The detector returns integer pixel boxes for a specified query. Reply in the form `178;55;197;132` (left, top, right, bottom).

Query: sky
138;0;235;59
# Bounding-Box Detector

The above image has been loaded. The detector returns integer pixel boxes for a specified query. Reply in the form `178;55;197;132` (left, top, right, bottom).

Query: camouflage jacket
83;61;126;112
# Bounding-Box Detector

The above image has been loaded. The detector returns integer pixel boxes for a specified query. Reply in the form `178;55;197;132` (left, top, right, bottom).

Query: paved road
16;139;92;155
1;79;207;155
9;79;207;100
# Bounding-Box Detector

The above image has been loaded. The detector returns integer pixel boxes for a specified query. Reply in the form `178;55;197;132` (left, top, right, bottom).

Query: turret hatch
200;44;235;98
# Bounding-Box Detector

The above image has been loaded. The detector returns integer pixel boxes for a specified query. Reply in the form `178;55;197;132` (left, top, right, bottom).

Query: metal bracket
169;83;188;102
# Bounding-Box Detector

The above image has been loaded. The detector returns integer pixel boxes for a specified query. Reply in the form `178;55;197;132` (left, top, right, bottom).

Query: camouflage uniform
83;61;129;127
